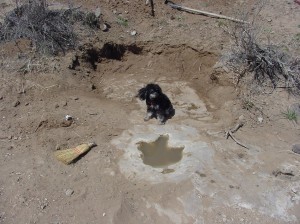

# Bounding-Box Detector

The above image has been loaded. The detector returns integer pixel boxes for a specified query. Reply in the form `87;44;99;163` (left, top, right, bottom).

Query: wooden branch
225;122;249;149
165;0;249;24
226;130;249;149
230;122;244;134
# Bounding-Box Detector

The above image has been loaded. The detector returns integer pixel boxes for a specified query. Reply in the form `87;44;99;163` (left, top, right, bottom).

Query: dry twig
225;122;249;149
0;0;101;55
165;0;248;23
222;16;300;94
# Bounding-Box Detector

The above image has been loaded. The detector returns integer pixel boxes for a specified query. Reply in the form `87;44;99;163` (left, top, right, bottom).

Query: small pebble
13;100;20;107
95;7;101;17
238;115;245;122
0;96;3;100
65;115;73;121
65;189;74;196
91;84;96;90
292;144;300;154
130;30;137;36
62;101;68;107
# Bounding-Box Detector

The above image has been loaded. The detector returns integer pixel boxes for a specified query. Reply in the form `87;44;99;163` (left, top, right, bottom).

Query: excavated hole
137;135;184;168
82;42;143;69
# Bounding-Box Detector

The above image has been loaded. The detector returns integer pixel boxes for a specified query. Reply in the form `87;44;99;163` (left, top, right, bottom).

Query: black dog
137;83;175;124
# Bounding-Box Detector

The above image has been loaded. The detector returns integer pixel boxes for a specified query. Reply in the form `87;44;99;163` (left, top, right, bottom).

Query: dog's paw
144;116;150;121
158;120;165;125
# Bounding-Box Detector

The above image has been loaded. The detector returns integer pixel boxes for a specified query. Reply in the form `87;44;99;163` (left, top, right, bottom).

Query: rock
62;100;68;107
61;119;72;127
238;115;245;122
130;30;137;36
95;7;101;18
91;84;96;90
292;144;300;154
100;23;108;32
0;96;3;100
55;103;59;108
40;202;48;210
65;189;74;196
13;100;20;107
68;55;80;70
113;10;117;14
258;117;263;123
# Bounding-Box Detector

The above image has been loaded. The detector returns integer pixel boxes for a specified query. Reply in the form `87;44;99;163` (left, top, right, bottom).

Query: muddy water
137;135;184;168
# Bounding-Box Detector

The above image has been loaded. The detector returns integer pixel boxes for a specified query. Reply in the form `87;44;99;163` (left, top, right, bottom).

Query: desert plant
242;99;255;110
221;9;300;95
0;0;100;55
0;0;78;54
116;16;128;27
282;109;298;123
84;12;100;28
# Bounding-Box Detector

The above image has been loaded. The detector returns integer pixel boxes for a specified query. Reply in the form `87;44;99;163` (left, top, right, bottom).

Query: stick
225;122;249;149
165;0;248;24
226;130;249;149
230;122;244;134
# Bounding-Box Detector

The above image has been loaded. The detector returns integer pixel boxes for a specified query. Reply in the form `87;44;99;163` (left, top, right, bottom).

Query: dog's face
137;83;162;101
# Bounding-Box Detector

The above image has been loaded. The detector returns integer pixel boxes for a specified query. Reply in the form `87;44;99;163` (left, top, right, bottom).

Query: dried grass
221;4;300;95
0;0;100;55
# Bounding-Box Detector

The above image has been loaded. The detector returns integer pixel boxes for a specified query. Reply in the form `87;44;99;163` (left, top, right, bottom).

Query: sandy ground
0;0;300;223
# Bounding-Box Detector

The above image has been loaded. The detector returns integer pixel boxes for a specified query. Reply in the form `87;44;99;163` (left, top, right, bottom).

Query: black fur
137;83;175;124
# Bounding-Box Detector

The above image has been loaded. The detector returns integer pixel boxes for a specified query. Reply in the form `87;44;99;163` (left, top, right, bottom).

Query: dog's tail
136;87;147;100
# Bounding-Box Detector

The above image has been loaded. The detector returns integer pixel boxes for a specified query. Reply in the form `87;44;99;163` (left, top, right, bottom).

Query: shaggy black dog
137;83;175;124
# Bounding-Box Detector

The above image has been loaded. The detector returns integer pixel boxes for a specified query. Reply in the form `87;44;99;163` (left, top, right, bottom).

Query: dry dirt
0;0;300;224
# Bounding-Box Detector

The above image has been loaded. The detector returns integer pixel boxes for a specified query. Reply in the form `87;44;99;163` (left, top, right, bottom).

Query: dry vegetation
221;11;300;95
0;0;100;55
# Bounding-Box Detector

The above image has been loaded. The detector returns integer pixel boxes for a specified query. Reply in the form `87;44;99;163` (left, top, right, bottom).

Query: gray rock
95;8;101;18
292;144;300;154
65;189;74;196
13;100;20;107
131;30;137;36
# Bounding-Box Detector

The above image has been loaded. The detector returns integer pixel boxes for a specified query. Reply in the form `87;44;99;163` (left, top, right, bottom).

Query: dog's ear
151;84;162;94
136;87;147;100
